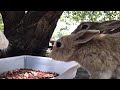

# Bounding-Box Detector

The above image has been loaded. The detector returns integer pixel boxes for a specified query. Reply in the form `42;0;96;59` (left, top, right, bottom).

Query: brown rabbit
71;20;120;34
49;30;120;79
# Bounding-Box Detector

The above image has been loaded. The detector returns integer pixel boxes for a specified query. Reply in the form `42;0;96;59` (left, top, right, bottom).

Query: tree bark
0;11;63;58
0;11;25;37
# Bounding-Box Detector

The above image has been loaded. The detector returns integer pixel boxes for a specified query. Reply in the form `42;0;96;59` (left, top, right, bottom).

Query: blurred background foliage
51;11;120;40
0;14;4;32
1;11;120;40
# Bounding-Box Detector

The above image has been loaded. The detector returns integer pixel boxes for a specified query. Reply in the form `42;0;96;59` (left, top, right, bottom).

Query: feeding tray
0;55;80;79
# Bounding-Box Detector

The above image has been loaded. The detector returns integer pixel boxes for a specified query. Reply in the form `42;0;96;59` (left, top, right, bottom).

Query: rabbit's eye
56;42;62;48
81;24;88;30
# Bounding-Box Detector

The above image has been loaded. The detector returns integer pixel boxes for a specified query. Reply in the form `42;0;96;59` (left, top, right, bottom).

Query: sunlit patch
99;34;106;38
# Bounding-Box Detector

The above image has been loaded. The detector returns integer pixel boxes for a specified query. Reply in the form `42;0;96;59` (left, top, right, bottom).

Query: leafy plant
51;11;120;40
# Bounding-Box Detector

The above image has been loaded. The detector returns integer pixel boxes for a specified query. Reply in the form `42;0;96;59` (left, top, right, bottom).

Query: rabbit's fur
49;30;120;79
0;31;9;50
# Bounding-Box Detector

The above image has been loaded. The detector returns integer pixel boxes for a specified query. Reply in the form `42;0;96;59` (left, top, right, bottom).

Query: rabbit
72;20;120;34
0;31;9;50
49;30;120;79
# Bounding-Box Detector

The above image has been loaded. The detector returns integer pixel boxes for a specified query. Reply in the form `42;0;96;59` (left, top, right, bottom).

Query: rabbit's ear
73;30;100;44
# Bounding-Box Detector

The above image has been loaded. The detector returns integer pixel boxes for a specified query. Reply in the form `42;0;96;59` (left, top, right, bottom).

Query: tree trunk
0;11;25;37
0;11;63;58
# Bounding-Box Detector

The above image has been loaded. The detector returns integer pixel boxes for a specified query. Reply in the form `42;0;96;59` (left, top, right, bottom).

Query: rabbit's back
70;32;120;72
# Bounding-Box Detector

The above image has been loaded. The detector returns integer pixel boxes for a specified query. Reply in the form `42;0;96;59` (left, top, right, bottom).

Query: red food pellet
0;69;59;79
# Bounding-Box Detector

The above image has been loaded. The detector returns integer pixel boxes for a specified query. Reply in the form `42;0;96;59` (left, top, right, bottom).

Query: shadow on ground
74;67;90;79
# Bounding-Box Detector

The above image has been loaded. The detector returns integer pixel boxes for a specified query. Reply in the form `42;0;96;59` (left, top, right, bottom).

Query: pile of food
0;69;59;79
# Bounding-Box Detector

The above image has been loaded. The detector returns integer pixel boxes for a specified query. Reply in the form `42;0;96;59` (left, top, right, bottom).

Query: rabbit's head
49;30;100;62
0;31;9;50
